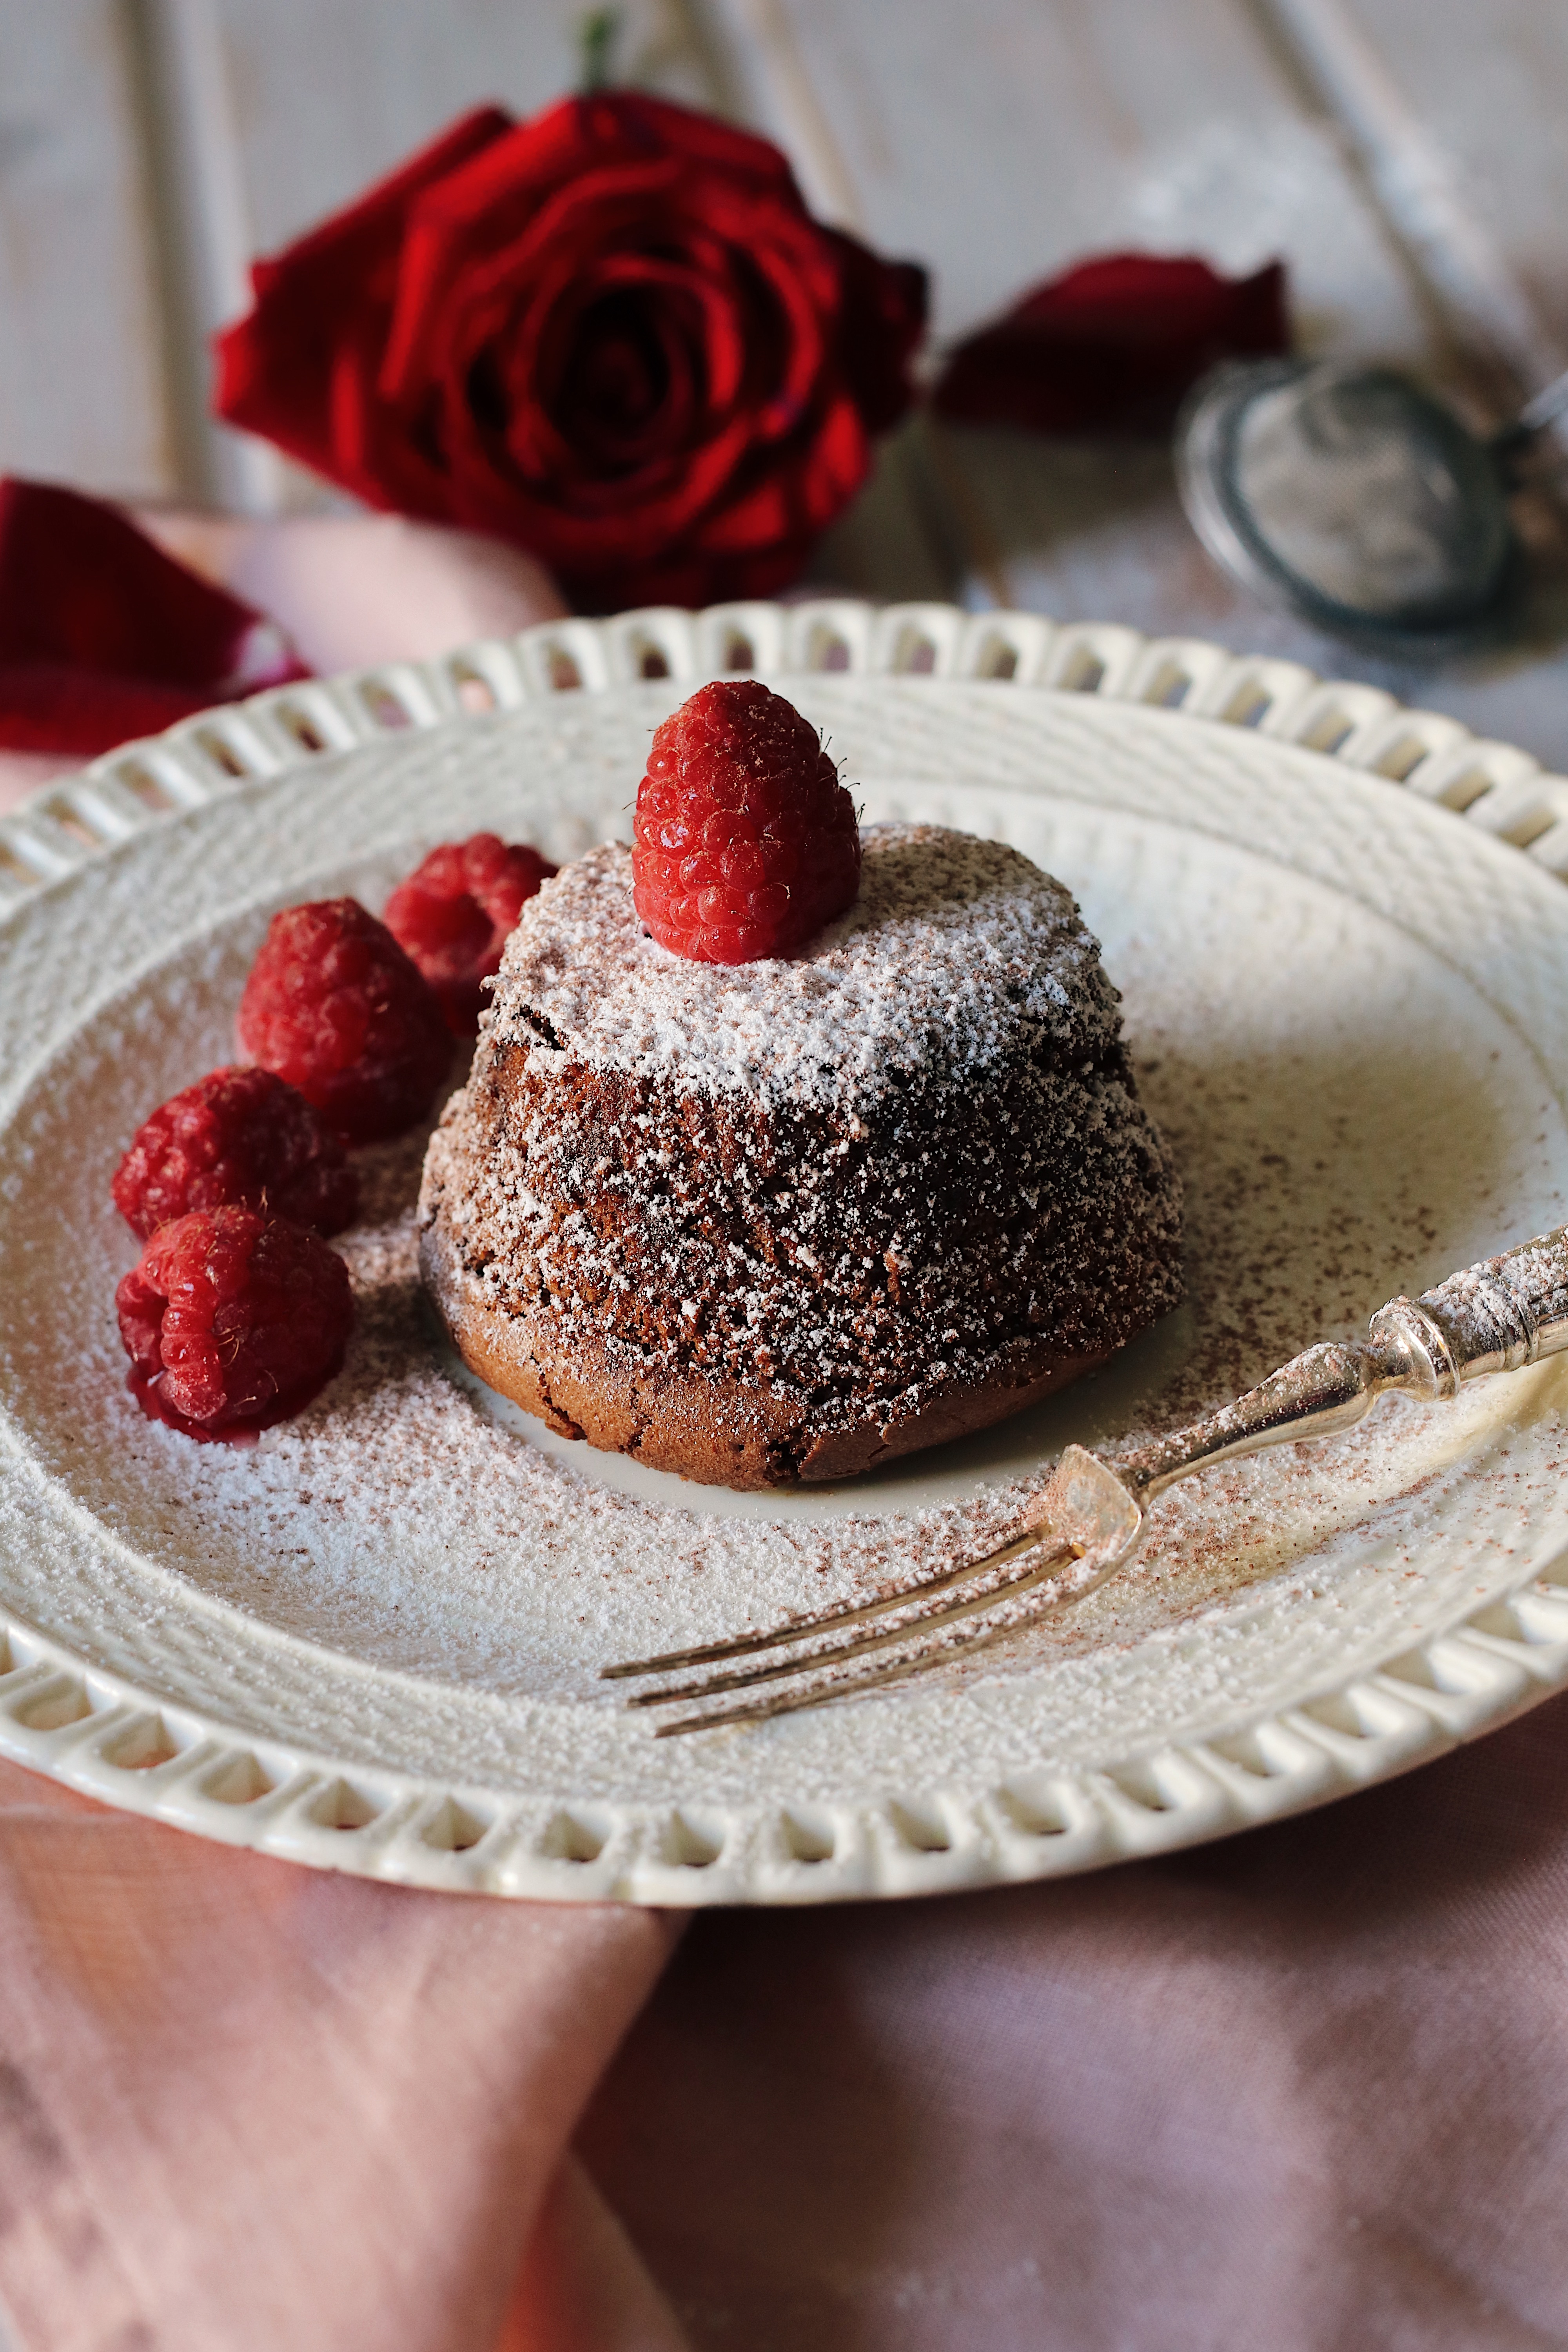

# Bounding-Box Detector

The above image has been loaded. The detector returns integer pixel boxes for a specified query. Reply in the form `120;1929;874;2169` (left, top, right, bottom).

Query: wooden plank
1277;0;1568;375
0;0;174;496
212;0;736;253
131;0;282;510
1259;0;1566;389
720;0;1440;619
734;0;1568;775
713;0;1430;354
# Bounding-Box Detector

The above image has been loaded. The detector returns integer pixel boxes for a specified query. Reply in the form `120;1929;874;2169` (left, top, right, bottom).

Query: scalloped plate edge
1;597;1566;1903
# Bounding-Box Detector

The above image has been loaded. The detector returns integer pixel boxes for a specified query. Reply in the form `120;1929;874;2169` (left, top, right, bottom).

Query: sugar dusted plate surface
2;602;1567;1903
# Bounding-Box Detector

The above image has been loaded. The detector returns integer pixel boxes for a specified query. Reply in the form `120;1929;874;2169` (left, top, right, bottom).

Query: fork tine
654;1599;1043;1737
628;1537;1076;1709
601;1519;1063;1680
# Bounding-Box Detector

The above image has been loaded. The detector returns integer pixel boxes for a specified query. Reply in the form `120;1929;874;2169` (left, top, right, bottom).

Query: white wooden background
4;0;1568;757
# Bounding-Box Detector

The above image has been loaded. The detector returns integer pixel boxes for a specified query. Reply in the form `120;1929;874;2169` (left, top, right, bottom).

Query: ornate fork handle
609;1227;1568;1735
1118;1224;1568;1506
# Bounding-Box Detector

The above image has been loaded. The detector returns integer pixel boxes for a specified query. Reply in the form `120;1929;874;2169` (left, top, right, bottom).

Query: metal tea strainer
1176;356;1568;641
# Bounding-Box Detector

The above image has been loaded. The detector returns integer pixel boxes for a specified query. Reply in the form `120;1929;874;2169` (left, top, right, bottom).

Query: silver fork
603;1227;1568;1737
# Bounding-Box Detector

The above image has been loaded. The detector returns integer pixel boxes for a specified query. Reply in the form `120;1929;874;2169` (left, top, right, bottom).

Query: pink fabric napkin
132;509;568;681
0;1759;683;2352
582;1690;1568;2348
4;1691;1568;2348
1;499;1564;2348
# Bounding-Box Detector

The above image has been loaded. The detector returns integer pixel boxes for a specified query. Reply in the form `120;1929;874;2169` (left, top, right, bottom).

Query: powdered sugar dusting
488;824;1118;1103
43;1132;1039;1703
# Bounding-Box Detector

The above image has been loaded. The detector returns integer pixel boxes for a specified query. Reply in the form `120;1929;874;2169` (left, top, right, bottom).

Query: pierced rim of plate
3;596;1568;1907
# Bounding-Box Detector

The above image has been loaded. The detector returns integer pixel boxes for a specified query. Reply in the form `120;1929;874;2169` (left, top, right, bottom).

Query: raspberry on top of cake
420;811;1183;1490
632;678;860;963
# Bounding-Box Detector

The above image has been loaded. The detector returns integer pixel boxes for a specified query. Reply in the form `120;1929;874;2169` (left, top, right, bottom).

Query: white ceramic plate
4;598;1568;1906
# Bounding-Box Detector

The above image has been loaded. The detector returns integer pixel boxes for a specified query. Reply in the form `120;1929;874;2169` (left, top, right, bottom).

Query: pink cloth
4;1695;1568;2348
584;1689;1568;2347
0;1760;681;2351
1;512;1564;2346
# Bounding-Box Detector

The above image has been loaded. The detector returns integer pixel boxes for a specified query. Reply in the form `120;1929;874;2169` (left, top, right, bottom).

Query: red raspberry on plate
116;1205;354;1443
632;680;861;962
112;1065;359;1241
383;832;555;1034
236;898;452;1144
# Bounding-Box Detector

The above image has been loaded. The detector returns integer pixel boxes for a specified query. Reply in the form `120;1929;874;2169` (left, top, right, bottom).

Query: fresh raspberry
632;680;861;962
111;1066;359;1241
236;898;452;1144
383;832;555;1033
116;1205;354;1442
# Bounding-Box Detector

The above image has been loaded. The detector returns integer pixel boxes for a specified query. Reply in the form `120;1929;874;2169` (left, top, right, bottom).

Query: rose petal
825;229;929;431
932;252;1289;436
0;479;309;756
214;107;513;489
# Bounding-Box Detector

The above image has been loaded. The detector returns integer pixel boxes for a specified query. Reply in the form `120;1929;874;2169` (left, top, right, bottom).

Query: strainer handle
1498;365;1568;452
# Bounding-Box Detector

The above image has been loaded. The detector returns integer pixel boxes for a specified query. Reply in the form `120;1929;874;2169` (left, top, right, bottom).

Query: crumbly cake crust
419;823;1183;1487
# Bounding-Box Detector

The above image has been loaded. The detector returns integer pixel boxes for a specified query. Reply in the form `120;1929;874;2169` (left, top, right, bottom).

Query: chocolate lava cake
419;821;1183;1489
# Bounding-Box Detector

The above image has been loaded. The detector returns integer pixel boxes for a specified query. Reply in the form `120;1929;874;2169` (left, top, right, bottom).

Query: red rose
215;98;926;612
933;253;1289;437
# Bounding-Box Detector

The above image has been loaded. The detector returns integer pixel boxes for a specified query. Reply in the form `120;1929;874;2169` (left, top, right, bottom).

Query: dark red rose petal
0;479;307;756
932;252;1289;438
